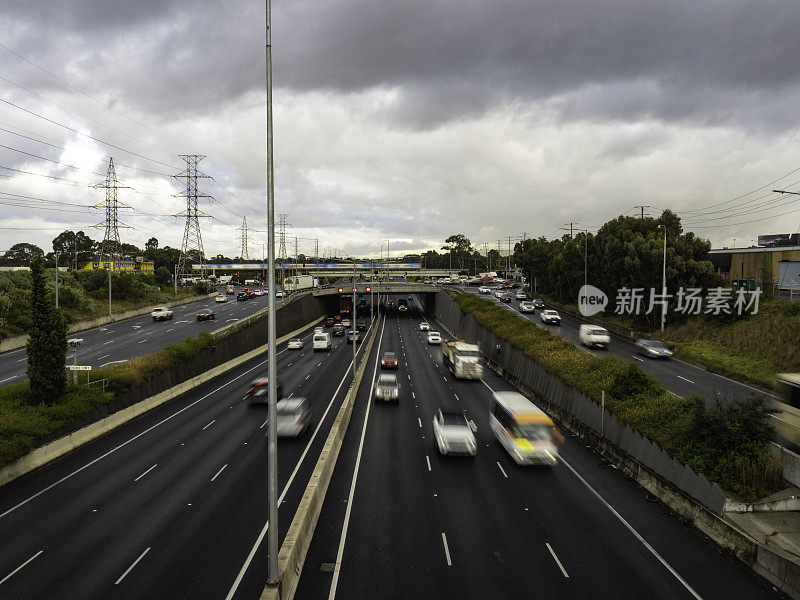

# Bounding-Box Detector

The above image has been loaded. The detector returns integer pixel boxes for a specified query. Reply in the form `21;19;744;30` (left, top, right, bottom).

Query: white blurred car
419;322;430;331
275;398;311;436
479;286;491;294
515;290;527;300
287;338;303;350
275;290;285;298
539;310;561;324
519;301;535;313
433;410;477;456
150;307;173;321
427;331;442;344
215;295;228;303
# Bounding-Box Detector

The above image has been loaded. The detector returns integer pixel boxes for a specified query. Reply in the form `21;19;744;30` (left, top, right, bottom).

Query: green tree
26;255;68;404
52;230;95;268
0;243;44;266
155;266;172;285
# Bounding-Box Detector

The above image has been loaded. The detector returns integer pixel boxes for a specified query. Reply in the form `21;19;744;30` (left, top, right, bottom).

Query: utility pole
174;155;212;282
265;0;279;584
633;205;650;219
660;224;667;332
352;260;357;377
93;157;131;263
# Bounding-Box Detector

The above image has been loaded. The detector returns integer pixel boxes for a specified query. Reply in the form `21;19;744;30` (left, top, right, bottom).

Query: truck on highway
285;275;317;292
442;340;483;380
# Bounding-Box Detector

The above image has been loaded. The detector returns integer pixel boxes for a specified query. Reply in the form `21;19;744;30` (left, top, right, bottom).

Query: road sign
68;365;92;371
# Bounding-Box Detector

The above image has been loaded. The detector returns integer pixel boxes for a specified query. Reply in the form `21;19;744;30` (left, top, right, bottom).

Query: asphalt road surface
0;317;374;600
0;287;280;387
294;300;777;600
458;285;778;403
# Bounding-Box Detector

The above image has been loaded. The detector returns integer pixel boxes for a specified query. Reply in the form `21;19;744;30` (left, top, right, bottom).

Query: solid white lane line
0;550;43;586
412;392;415;399
16;358;26;363
211;464;228;482
546;543;569;578
559;456;702;599
0;376;20;384
227;320;378;600
114;547;150;585
496;462;508;478
259;419;267;429
418;418;422;428
103;340;114;345
133;464;157;482
677;375;694;384
202;419;216;430
441;532;452;566
426;455;431;471
327;316;386;600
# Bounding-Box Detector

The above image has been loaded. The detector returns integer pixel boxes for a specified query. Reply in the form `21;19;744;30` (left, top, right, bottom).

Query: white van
579;324;610;349
313;332;332;351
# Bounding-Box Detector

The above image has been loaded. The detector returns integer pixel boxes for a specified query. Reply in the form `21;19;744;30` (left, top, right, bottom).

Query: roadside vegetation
454;292;783;501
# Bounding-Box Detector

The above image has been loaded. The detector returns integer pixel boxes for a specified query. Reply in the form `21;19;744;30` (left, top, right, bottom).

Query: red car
325;317;335;327
380;352;398;369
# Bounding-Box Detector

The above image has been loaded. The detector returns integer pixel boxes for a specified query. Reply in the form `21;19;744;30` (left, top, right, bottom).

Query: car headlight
648;348;658;354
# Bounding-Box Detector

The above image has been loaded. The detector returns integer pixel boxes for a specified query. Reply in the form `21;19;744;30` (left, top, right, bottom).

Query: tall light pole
55;250;59;309
659;224;667;332
352;260;357;378
265;0;279;584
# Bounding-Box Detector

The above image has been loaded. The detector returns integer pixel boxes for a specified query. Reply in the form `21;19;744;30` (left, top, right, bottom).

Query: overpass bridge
196;262;456;277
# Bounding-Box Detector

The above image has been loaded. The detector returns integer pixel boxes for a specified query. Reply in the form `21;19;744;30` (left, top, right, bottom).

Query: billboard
758;233;800;247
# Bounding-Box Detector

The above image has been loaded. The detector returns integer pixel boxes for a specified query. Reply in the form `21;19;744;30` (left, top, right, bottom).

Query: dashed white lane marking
633;356;644;362
138;339;148;344
103;340;114;345
202;420;216;430
114;547;151;585
305;375;310;380
99;354;109;360
134;464;157;482
166;328;173;332
132;325;141;329
412;392;416;399
496;462;508;478
677;375;695;384
211;464;228;482
418;418;422;428
0;550;43;586
259;419;267;429
441;533;452;566
16;358;26;362
546;543;569;578
426;455;432;471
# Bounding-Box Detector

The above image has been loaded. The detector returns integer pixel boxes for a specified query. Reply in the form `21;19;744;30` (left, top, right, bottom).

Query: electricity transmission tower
93;157;131;263
173;155;212;280
277;213;290;286
238;216;250;260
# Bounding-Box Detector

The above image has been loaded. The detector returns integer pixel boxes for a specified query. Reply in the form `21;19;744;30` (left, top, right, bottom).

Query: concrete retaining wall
0;291;219;354
260;317;380;600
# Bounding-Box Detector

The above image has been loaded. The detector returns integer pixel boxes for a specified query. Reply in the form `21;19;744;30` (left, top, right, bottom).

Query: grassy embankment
454;292;783;502
0;332;215;467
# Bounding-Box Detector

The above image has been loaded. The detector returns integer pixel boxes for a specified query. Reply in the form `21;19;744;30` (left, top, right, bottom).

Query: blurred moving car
275;398;311;436
427;331;442;344
539;310;561;324
253;289;264;296
494;290;506;299
226;285;236;295
419;321;430;331
275;290;285;298
313;331;332;350
357;321;368;331
635;338;673;358
150;307;174;321
375;373;400;402
195;309;216;321
342;318;351;327
499;293;513;303
519;301;535;313
381;352;398;369
244;377;284;406
479;286;491;294
333;323;345;336
532;299;545;309
287;338;303;350
347;330;360;344
490;391;563;466
579;324;610;349
215;295;228;303
325;317;335;327
432;409;477;456
236;292;248;301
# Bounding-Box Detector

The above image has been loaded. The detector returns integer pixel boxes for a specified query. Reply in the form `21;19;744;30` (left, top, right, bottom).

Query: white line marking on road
677;375;695;384
211;464;228;482
442;376;447;382
114;547;150;585
99;359;127;367
496;462;508;478
454;393;459;401
0;550;43;586
259;419;267;429
441;532;452;566
132;325;141;329
134;464;157;482
103;340;114;345
202;419;216;430
0;375;21;384
546;543;569;578
412;391;415;399
408;374;411;379
318;362;322;367
305;374;310;380
99;354;109;360
633;356;644;361
166;328;173;332
16;358;26;362
426;455;431;471
287;392;294;398
138;339;147;344
418;418;422;428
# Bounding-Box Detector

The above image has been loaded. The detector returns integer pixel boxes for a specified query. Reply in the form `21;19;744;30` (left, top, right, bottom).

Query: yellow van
489;391;563;466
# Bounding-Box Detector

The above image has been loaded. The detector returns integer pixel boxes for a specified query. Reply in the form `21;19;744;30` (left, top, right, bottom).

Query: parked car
427;331;442;344
274;398;311;436
381;351;399;369
432;409;477;456
150;307;174;321
532;299;545;309
215;295;228;303
195;309;216;321
635;339;673;359
287;338;303;350
375;373;400;402
519;301;535;313
479;286;491;294
579;325;610;349
539;310;561;324
419;321;430;331
244;377;284;406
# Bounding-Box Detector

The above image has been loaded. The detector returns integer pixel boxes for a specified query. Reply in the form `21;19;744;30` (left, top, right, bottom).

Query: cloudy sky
2;0;800;260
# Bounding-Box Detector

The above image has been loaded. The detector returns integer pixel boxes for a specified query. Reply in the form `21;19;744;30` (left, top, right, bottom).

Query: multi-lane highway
295;299;776;600
0;287;277;386
458;285;776;402
0;317;373;600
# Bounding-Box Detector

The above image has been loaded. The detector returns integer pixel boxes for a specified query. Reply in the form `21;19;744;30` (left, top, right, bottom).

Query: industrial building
709;245;800;290
81;257;155;274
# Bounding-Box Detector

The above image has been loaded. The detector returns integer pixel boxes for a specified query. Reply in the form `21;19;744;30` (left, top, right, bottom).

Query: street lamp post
55;250;59;309
660;224;667;332
68;338;82;384
352;260;357;378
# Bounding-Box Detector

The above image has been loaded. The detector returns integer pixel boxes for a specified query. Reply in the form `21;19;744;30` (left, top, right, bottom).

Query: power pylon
277;213;290;285
92;157;131;263
173;155;212;280
238;216;250;260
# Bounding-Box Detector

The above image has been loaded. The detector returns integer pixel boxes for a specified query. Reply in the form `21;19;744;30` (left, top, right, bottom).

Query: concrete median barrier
260;317;380;600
